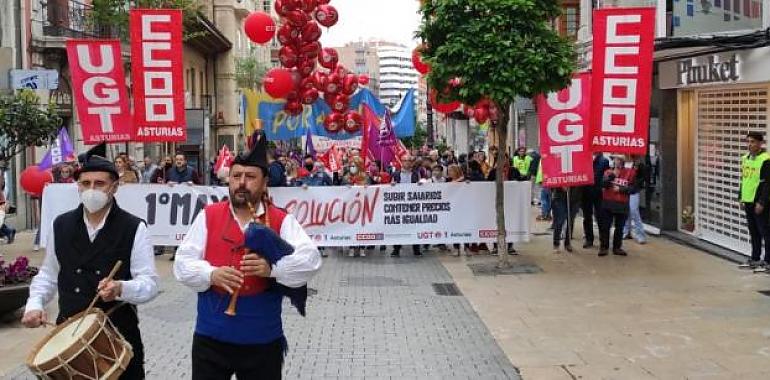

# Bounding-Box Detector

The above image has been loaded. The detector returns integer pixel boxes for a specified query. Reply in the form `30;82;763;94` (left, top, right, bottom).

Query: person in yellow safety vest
513;147;533;181
739;131;770;271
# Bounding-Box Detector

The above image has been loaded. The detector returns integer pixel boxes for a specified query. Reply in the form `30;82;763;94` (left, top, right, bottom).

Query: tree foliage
418;0;576;264
89;0;205;41
235;56;269;90
0;90;62;166
418;0;576;106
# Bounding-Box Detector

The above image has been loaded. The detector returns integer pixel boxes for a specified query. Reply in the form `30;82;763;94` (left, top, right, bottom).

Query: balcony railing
39;0;119;39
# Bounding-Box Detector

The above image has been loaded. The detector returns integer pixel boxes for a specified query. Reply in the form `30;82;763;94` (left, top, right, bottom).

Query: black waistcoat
54;203;143;338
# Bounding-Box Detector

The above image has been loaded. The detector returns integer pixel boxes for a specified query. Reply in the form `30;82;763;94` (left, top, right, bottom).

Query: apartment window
559;2;579;38
263;0;272;12
673;0;763;36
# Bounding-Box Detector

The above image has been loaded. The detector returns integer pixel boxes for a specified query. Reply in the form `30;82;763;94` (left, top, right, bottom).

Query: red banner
130;9;186;142
590;7;655;155
535;73;594;188
320;144;343;172
66;40;134;144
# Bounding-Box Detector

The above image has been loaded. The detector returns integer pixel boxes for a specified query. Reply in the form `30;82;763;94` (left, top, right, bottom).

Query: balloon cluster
243;0;370;134
412;44;499;123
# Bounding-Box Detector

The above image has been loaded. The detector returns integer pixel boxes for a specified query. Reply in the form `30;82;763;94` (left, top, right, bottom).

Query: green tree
235;56;269;90
90;0;205;40
419;0;575;266
0;90;62;167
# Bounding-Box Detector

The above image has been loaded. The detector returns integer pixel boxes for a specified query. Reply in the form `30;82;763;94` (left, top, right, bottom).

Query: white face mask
80;189;110;213
350;166;359;174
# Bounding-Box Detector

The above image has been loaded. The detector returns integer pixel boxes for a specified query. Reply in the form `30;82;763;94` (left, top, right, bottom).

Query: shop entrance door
695;87;769;255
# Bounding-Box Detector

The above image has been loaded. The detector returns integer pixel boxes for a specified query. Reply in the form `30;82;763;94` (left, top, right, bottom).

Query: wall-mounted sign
660;46;770;89
9;69;59;90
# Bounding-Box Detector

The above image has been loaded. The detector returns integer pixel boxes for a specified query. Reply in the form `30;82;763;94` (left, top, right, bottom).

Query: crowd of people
11;142;654;260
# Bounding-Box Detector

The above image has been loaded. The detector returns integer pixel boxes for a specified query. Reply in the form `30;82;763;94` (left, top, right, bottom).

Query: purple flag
39;128;75;170
363;105;398;166
305;127;316;159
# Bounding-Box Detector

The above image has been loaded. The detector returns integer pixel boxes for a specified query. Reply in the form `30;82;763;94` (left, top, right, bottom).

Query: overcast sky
319;0;422;48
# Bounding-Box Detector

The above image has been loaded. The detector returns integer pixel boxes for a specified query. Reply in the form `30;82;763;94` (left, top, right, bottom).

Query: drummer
22;142;159;379
174;131;321;379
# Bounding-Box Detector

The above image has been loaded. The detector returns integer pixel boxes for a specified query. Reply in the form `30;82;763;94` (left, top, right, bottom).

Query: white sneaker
347;250;354;257
33;244;40;252
360;251;366;257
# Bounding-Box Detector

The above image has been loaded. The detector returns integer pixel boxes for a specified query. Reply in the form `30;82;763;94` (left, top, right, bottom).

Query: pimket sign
659;47;770;89
677;55;739;86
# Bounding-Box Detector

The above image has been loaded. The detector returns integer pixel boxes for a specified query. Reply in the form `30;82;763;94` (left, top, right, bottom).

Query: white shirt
24;207;160;313
173;203;322;292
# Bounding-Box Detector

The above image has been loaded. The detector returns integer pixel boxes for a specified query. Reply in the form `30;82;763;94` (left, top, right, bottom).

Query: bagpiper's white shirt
173;202;321;292
24;206;160;313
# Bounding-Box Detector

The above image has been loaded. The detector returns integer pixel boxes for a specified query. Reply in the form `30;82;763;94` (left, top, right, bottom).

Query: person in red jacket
599;155;637;257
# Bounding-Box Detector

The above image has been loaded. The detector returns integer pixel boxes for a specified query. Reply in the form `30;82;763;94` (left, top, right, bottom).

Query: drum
26;309;133;380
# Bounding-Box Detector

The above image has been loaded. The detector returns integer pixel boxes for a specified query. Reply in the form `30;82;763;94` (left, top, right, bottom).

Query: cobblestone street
3;246;519;380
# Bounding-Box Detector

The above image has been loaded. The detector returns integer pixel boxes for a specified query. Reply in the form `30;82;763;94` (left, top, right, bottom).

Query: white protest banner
41;182;531;247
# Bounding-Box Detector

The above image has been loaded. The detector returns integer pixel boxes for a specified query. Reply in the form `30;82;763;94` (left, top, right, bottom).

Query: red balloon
301;0;319;12
20;165;53;197
312;71;328;90
474;107;490;124
264;68;295;98
463;105;475;118
300;41;321;57
301;88;319;105
412;45;430;75
318;47;339;69
324;73;341;94
277;23;300;45
289;69;304;88
331;94;349;113
358;74;370;86
284;100;303;116
314;5;339;27
274;0;297;17
279;45;299;68
244;12;276;44
297;58;316;77
324;112;344;133
429;89;461;114
286;10;308;27
342;73;359;95
301;21;322;42
334;65;349;77
300;77;316;91
343;111;363;133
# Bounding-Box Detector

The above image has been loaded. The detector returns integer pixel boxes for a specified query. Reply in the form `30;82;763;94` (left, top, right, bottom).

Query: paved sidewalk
2;243;519;379
441;218;770;380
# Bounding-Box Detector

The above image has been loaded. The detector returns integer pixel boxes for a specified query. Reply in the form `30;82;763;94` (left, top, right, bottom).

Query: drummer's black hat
747;132;764;141
233;130;269;174
75;142;118;180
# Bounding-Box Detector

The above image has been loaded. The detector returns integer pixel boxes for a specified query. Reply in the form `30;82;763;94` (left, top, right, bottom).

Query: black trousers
744;203;770;262
553;197;579;247
192;334;284;380
599;209;627;250
581;187;602;244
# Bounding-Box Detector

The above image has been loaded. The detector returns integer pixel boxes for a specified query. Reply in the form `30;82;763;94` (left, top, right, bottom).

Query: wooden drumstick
72;260;122;335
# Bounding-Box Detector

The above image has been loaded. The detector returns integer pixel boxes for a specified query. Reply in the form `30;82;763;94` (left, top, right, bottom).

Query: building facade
375;42;419;107
332;41;380;97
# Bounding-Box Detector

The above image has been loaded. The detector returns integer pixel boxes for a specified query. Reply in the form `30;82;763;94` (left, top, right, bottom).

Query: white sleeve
173;210;215;292
271;214;322;288
117;223;159;304
24;230;60;313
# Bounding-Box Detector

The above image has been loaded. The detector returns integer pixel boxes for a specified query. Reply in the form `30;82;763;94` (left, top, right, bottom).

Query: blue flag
259;88;416;141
